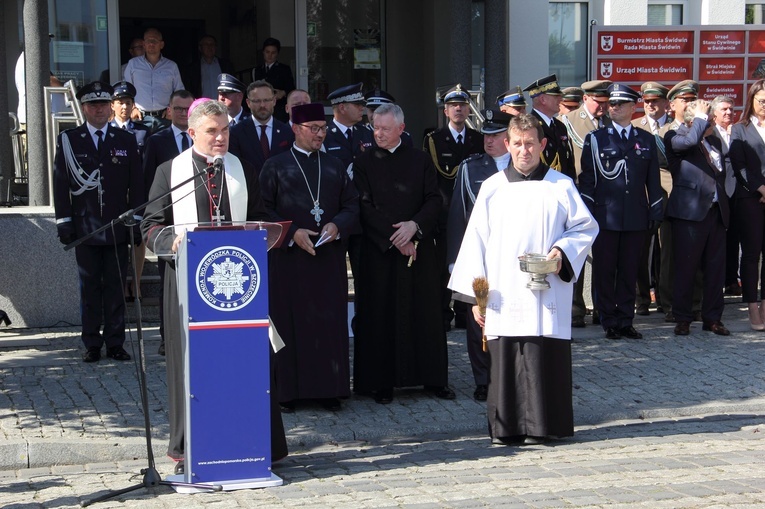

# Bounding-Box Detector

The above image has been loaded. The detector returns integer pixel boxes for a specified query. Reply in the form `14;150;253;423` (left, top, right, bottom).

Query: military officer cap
481;108;513;134
581;80;612;99
217;73;246;94
76;81;113;103
641;81;670;100
523;74;562;97
667;80;698;101
111;80;137;100
292;103;326;124
328;83;366;105
496;86;526;107
442;84;470;104
365;89;396;110
561;87;584;108
607;83;640;103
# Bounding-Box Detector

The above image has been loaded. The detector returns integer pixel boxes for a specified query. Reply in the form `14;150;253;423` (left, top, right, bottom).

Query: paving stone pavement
1;298;764;507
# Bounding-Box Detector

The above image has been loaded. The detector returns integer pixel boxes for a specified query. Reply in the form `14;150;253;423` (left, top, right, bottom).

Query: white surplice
448;168;598;340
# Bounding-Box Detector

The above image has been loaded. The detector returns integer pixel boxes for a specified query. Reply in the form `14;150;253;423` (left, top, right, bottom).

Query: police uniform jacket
563;105;612;178
579;125;663;231
109;119;150;156
531;109;577;181
53;123;144;245
324;121;374;169
664;119;730;228
229;117;294;177
446;153;502;265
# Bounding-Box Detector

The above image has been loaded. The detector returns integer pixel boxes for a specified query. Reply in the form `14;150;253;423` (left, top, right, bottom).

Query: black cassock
141;150;287;462
352;145;448;392
260;148;360;403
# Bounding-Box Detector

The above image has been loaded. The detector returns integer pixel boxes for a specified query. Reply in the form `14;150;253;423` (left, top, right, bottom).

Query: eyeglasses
297;124;328;134
756;98;765;108
172;107;189;113
247;98;274;105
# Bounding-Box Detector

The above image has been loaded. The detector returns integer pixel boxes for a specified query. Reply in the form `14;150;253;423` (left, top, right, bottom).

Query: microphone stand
74;167;224;506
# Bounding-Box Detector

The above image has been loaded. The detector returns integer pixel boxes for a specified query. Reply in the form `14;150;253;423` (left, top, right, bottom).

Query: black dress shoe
674;321;690;335
473;385;488;401
702;321;730;336
724;283;742;296
279;401;295;413
491;435;524;446
319;398;341;411
157;341;165;356
174;460;184;475
592;310;601;325
664;312;675;323
635;305;650;316
425;385;456;400
82;348;101;363
106;347;131;361
523;436;546;445
605;327;622;340
373;388;393;404
619;326;643;339
571;316;586;328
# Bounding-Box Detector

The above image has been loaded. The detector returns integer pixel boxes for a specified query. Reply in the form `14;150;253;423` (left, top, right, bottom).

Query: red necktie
260;124;270;159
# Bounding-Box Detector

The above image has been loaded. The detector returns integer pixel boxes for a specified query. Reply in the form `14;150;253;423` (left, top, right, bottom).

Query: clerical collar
192;148;218;164
385;139;403;153
292;142;318;157
534;109;554;127
504;162;548;182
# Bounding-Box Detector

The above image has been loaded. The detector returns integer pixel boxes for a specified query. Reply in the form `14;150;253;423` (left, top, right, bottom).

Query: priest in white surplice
449;114;598;446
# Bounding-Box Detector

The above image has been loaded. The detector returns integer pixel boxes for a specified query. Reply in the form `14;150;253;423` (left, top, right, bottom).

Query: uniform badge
112;157;119;164
486;110;493;121
579;111;586;119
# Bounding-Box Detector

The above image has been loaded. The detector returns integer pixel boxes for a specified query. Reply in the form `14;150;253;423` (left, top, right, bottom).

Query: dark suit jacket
729;121;765;198
665;119;730;228
143;127;183;199
324;121;375;169
182;57;235;99
228;117;294;177
531;109;576;181
579;125;663;231
53;123;144;245
251;61;295;123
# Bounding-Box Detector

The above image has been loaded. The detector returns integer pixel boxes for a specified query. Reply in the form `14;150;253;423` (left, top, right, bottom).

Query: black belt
142;109;165;117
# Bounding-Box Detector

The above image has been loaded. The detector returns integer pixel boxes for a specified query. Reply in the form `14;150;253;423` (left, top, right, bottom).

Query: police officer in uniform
109;80;151;157
325;82;374;168
579;83;663;340
423;84;484;330
524;74;577;181
446;108;511;401
53;81;144;362
496;86;527;116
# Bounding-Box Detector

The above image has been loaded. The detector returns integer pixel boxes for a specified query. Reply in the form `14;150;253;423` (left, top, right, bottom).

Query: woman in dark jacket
729;80;765;330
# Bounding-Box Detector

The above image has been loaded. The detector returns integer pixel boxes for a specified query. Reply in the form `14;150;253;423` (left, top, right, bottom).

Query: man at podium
141;99;287;474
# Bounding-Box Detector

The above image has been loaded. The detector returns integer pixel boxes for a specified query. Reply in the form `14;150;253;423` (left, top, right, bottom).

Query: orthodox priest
353;103;454;404
449;114;598;445
259;103;360;412
141;100;286;474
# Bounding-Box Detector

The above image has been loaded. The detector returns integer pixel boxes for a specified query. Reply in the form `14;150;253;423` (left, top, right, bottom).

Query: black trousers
74;243;128;349
464;307;489;386
671;205;726;323
592;229;646;330
736;196;765;303
724;196;741;287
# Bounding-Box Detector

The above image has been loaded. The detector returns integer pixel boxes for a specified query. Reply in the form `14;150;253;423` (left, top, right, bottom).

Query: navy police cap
328;83;365;105
76;81;113;103
217;73;246;94
607;83;641;103
111;80;137;100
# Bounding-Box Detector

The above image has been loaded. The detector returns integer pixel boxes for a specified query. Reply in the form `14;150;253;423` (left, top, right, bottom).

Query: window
746;2;765;23
549;2;588;88
647;3;684;25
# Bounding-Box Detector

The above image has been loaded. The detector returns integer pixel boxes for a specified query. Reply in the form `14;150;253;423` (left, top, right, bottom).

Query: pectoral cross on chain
213;207;225;226
310;200;324;225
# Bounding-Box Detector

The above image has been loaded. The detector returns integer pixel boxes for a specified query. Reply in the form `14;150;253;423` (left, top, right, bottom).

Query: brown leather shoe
702;321;730;336
674;321;690;336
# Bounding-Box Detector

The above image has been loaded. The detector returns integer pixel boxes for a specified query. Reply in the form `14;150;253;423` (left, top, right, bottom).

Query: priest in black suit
229;80;294;177
53;81;144;363
524;74;577;181
251;38;295;123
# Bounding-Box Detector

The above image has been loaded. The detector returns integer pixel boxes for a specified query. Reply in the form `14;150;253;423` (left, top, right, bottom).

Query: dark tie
621;129;629;143
260;125;270;158
346;128;353;146
95;129;103;153
181;132;190;151
457;133;463;144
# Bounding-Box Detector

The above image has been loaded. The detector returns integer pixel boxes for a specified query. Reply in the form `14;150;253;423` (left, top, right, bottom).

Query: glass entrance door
295;0;383;104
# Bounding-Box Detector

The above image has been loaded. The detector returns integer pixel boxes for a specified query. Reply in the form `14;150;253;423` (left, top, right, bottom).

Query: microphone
213;155;224;174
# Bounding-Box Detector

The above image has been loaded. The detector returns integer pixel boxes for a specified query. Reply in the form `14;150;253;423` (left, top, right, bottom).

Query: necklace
290;148;324;226
193;158;226;225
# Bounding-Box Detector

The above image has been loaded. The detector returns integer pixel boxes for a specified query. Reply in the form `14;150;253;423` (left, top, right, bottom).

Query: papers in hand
314;230;332;247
